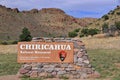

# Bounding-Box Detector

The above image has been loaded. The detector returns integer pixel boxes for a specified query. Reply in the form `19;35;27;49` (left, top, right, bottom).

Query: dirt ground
0;75;20;80
0;75;111;80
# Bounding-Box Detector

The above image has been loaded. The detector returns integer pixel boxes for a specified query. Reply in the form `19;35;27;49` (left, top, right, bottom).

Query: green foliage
0;40;18;45
81;28;89;36
102;15;109;20
111;11;115;15
116;12;120;15
80;28;99;37
68;31;78;38
11;40;18;44
1;41;8;45
68;28;80;38
109;10;115;15
88;28;100;36
74;28;80;32
101;22;120;37
79;33;84;37
115;21;120;30
102;23;109;33
19;27;32;41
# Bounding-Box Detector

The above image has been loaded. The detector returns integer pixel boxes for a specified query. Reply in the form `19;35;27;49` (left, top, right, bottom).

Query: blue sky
0;0;119;18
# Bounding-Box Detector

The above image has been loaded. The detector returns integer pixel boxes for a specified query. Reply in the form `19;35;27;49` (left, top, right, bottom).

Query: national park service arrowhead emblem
59;51;67;61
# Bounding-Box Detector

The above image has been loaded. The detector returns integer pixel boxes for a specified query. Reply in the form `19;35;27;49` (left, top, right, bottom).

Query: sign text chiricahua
18;42;73;63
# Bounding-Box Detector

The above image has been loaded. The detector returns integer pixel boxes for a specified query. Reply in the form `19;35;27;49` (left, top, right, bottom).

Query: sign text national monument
18;42;73;63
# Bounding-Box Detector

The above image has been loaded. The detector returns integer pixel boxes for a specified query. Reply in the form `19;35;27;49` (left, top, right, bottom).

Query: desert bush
68;31;78;38
115;21;120;30
79;33;84;37
102;23;109;33
74;28;80;32
88;28;100;36
1;41;8;45
116;12;120;15
81;28;89;36
11;40;18;44
102;15;109;20
80;28;99;37
109;10;115;15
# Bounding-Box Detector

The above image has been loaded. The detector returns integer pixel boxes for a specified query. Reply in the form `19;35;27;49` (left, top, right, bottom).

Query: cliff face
0;5;96;40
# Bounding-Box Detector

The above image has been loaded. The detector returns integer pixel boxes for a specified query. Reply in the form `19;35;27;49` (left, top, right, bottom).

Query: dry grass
0;45;17;54
0;37;120;54
81;36;120;49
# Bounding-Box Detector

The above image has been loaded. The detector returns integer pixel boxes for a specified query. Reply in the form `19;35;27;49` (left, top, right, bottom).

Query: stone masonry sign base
18;38;100;79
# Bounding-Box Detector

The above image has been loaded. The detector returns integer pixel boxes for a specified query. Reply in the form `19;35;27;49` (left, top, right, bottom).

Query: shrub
111;11;115;15
1;41;8;45
102;23;109;33
79;33;84;37
19;27;32;41
88;28;100;36
11;40;18;44
116;12;120;15
74;28;80;32
109;10;115;15
102;15;109;20
81;28;89;36
68;31;78;38
80;28;100;37
115;21;120;30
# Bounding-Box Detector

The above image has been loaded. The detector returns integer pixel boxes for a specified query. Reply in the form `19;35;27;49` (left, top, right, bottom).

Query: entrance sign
18;42;73;63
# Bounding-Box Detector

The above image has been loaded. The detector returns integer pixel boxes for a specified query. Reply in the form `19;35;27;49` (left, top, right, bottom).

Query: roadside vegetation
68;20;120;38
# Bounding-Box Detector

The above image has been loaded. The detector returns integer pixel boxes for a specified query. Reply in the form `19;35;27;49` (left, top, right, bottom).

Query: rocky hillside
88;6;120;29
0;5;96;40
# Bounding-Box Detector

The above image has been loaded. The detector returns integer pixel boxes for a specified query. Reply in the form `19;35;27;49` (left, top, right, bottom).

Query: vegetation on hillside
68;28;100;38
87;5;120;37
101;21;120;37
19;27;32;41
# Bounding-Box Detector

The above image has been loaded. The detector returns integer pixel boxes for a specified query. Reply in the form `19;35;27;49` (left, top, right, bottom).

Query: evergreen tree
19;27;32;41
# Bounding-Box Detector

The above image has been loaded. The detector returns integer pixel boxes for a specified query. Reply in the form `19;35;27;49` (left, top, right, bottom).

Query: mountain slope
0;5;96;40
88;6;120;29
